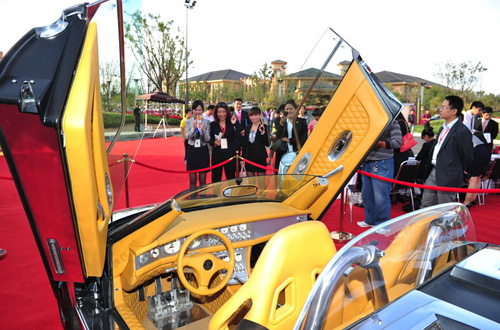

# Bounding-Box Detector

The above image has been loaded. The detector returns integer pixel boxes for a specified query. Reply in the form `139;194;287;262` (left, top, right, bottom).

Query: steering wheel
177;229;235;296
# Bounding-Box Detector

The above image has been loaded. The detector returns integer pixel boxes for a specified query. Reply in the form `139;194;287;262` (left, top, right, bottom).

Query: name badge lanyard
219;124;226;137
438;127;451;145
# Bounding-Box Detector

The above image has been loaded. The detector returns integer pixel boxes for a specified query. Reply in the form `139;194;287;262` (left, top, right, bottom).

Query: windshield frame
172;174;318;212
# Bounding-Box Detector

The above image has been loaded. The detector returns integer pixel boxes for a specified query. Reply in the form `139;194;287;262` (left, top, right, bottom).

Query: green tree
189;82;209;103
124;11;190;95
481;93;500;110
100;61;119;111
434;61;486;105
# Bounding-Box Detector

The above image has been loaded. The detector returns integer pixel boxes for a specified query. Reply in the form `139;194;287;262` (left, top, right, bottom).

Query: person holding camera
273;99;308;169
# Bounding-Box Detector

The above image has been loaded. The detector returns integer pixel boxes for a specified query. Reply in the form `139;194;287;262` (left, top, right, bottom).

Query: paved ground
105;124;181;142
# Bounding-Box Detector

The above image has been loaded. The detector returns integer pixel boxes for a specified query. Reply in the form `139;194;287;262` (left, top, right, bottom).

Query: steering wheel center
203;259;213;270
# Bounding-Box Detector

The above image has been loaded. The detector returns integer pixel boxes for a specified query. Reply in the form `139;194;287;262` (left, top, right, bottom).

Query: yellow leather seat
209;221;336;330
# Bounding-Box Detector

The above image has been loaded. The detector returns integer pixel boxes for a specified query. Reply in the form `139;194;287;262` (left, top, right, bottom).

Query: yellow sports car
0;2;493;330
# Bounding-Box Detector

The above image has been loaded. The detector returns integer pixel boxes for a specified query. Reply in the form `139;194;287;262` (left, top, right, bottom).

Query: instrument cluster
135;222;254;270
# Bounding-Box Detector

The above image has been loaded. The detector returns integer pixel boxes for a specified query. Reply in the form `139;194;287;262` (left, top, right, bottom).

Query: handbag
239;163;247;177
270;139;283;152
400;132;417;152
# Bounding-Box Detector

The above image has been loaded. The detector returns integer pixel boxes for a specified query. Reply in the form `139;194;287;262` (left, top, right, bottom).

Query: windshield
295;203;479;330
173;174;317;212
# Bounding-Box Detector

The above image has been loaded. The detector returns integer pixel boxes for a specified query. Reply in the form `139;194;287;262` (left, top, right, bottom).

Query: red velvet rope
134;157;234;174
239;157;278;172
357;169;500;193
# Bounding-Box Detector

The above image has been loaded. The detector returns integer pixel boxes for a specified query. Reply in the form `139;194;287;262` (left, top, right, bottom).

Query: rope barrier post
331;188;354;243
116;152;135;208
124;153;130;208
235;151;240;178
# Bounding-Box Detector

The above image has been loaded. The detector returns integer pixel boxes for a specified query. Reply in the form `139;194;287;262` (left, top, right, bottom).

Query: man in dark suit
474;106;498;152
420;95;473;208
233;97;249;134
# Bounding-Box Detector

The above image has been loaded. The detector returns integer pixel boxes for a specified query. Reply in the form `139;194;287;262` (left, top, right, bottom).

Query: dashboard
134;214;308;285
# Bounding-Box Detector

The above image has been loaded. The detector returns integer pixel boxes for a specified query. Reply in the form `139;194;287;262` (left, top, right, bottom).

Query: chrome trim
295;245;380;330
105;173;112;210
292;153;311;175
111;205;157;222
96;201;106;221
36;17;69;38
278;152;298;174
416;211;465;285
171;199;182;213
328;130;352;161
322;165;343;179
47;239;66;274
75;304;90;330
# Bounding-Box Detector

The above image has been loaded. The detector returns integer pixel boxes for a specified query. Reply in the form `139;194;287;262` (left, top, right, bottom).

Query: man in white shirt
202;104;215;122
463;101;484;133
420;96;473;208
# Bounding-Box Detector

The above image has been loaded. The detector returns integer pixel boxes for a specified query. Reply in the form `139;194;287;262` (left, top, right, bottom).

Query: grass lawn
413;121;443;134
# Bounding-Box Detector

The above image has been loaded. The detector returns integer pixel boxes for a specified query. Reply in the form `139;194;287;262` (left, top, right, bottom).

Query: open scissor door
0;4;111;284
282;29;402;219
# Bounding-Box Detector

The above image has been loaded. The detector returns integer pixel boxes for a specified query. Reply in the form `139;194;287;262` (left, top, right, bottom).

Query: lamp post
184;0;196;117
479;67;487;96
277;69;283;100
133;78;140;104
106;80;112;111
417;82;426;124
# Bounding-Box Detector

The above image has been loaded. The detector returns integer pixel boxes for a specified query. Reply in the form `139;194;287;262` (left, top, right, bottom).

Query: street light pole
479;67;487;96
184;0;196;117
418;82;426;124
277;69;283;100
107;80;112;111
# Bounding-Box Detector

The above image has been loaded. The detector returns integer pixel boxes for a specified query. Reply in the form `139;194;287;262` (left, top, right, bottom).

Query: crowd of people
179;98;326;189
177;95;498;227
358;96;498;230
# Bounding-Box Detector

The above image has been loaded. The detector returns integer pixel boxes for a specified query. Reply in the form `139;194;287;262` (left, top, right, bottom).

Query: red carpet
1;136;499;329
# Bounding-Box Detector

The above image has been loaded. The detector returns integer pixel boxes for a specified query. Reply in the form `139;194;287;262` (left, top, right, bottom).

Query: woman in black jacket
274;99;308;169
209;102;239;182
242;107;270;176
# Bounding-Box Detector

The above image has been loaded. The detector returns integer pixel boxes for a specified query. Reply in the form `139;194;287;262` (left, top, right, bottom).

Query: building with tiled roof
285;68;342;103
375;70;440;104
188;69;251;82
183;62;441;106
181;69;252;103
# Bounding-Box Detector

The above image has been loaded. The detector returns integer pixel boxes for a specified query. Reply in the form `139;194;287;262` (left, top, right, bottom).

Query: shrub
102;112;179;128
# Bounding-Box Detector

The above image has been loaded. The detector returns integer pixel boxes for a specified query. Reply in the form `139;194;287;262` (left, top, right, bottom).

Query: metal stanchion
330;189;354;243
235;151;240;178
117;153;135;208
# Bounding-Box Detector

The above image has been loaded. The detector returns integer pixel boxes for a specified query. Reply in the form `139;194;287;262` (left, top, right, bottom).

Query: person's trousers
361;158;393;225
134;116;140;131
420;168;456;208
211;151;236;182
